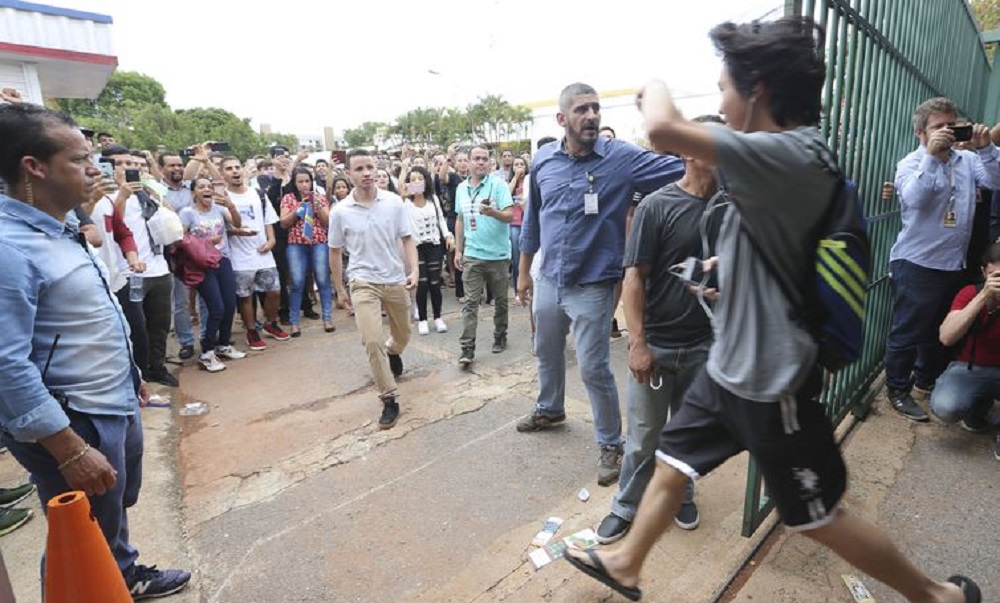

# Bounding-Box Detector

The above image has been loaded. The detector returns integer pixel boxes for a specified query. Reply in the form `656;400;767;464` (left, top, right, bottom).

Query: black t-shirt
622;182;724;349
434;172;462;219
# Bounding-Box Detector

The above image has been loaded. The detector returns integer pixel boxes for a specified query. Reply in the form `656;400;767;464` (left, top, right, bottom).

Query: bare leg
566;459;689;589
264;291;280;323
804;511;965;603
238;297;255;331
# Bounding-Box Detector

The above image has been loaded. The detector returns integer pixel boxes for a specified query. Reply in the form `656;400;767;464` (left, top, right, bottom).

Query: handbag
182;233;222;271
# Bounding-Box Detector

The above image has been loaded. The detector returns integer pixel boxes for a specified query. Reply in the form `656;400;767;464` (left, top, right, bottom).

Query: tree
344;121;387;148
465;95;533;148
971;0;1000;31
54;71;167;134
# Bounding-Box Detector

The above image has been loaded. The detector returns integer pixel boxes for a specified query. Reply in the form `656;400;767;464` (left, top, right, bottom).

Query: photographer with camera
930;242;1000;459
0;102;191;599
885;98;1000;422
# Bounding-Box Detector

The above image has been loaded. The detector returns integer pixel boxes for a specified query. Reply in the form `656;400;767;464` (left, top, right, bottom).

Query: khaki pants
350;280;411;398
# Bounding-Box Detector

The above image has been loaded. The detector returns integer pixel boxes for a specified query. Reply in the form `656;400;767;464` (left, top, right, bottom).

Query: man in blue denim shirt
885;97;1000;422
0;103;190;599
516;82;684;486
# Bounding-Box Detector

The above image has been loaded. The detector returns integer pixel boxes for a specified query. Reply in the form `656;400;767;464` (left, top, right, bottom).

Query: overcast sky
55;0;783;136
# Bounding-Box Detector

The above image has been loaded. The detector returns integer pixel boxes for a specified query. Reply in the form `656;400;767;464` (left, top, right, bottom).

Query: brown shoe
516;411;566;432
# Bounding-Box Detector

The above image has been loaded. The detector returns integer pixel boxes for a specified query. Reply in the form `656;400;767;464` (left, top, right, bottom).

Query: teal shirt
455;173;513;261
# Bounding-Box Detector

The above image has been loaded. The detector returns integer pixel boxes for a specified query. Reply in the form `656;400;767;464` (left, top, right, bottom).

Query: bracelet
57;444;91;471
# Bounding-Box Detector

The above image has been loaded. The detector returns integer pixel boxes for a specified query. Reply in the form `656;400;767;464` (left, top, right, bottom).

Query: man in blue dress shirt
516;82;685;486
885;97;1000;422
0;103;191;599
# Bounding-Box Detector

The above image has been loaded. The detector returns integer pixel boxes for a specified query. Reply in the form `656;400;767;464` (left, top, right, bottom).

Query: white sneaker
434;318;447;333
215;345;247;360
417;320;429;335
199;351;227;373
412;306;419;321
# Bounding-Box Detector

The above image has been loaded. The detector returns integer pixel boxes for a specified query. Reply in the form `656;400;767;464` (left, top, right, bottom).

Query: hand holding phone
670;257;705;285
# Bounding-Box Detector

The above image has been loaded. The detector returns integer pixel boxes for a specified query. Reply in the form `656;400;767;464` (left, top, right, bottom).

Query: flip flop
947;575;981;603
564;548;641;601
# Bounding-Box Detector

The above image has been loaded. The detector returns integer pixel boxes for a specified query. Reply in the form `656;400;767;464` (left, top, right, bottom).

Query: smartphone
210;142;231;153
952;124;973;142
98;157;115;180
125;169;141;183
670;257;705;285
179;148;195;158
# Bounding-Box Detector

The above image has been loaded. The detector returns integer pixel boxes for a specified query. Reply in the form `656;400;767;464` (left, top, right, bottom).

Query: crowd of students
1;12;997;603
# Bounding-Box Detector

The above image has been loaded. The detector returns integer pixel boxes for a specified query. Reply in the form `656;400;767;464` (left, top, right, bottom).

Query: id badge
584;193;599;215
943;210;957;228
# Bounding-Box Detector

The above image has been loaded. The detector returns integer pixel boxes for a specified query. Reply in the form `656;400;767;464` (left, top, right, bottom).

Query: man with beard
516;82;685;487
158;152;196;360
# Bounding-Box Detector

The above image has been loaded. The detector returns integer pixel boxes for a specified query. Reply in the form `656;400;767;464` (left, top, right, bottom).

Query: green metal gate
741;0;993;536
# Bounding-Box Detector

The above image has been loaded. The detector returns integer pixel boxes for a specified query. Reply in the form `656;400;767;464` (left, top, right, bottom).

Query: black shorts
657;367;847;530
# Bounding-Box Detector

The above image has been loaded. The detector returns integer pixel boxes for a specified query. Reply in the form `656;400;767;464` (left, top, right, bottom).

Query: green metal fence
741;0;993;537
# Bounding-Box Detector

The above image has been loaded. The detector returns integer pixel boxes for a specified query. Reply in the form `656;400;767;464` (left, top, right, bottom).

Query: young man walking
329;149;418;430
565;17;982;603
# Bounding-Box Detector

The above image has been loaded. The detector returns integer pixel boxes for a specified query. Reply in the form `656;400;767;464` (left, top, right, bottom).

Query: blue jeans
929;361;1000;424
171;275;194;347
533;276;621;447
610;341;708;521
2;409;143;575
196;257;236;352
286;243;331;325
509;225;521;291
884;260;965;392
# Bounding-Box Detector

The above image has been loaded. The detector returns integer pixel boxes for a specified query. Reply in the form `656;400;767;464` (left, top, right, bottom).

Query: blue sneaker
126;565;191;600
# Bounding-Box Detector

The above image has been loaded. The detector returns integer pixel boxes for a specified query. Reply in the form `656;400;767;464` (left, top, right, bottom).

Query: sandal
324;322;336;333
290;326;301;338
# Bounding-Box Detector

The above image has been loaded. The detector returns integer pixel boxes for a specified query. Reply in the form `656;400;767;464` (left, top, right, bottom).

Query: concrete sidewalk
2;293;995;603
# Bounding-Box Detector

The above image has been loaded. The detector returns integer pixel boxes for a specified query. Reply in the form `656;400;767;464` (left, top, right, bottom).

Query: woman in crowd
508;156;528;303
329;175;353;312
330;176;352;203
402;166;453;335
279;167;334;336
376;167;399;194
181;177;248;372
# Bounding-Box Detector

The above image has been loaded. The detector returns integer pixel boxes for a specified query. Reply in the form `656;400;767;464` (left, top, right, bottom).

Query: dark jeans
116;273;171;378
885;259;966;392
2;409;143;575
417;242;445;321
115;285;149;380
196;257;237;352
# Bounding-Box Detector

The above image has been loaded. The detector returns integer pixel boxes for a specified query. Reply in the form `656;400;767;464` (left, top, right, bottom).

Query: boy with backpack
565;16;981;603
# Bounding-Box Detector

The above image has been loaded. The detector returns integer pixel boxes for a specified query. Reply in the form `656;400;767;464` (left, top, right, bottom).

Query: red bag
182;233;221;270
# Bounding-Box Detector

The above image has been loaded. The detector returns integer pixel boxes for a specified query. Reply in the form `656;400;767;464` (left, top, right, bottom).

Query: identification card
943;210;957;228
584;193;599;215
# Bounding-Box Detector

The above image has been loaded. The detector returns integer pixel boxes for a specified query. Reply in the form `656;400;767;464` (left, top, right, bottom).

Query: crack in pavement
205;415;523;603
188;381;518;527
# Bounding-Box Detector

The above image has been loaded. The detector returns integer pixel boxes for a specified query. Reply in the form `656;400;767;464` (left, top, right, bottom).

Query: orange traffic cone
44;491;131;603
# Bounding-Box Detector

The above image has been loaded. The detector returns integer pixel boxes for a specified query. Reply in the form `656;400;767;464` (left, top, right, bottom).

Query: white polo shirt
327;189;414;285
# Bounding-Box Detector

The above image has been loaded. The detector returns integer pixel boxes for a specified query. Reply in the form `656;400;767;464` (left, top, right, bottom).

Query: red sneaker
263;322;291;341
246;329;267;351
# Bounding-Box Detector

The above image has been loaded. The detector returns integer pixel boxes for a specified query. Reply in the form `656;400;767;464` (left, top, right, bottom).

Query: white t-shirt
91;196;128;292
406;197;450;245
122;194;170;278
227;188;279;272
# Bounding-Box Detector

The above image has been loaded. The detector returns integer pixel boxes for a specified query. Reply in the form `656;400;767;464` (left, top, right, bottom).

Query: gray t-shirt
622;183;723;349
706;126;834;402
